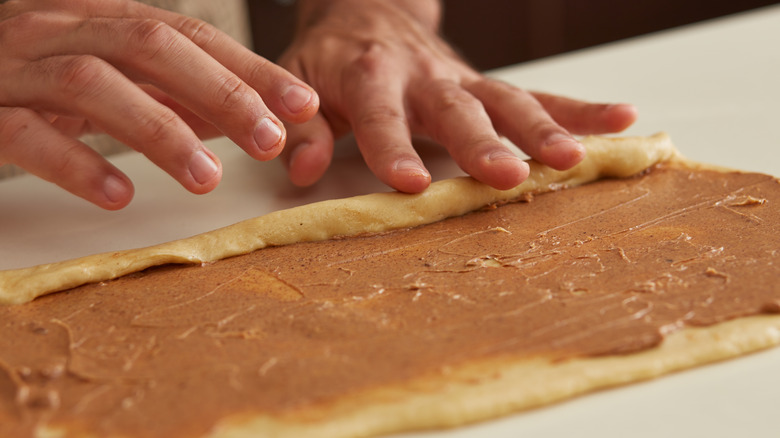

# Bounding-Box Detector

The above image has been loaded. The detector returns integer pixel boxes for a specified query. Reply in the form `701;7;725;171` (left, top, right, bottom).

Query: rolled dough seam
0;133;677;305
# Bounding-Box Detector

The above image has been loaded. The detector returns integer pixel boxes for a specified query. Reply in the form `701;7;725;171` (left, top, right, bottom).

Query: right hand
276;0;637;193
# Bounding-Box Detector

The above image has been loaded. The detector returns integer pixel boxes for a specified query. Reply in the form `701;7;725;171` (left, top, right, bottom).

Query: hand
0;0;319;209
278;0;637;192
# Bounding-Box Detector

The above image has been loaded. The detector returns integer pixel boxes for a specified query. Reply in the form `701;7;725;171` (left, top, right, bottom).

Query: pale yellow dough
0;133;678;305
5;133;780;438
34;314;780;438
203;316;780;438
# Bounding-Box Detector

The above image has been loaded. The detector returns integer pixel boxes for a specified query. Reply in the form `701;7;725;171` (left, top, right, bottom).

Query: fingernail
394;159;429;177
281;84;314;114
544;133;576;147
254;118;284;152
606;103;637;112
546;133;585;154
189;150;219;185
103;174;127;204
487;150;520;162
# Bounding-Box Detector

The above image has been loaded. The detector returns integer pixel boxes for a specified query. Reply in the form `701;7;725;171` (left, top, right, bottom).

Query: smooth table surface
2;5;780;438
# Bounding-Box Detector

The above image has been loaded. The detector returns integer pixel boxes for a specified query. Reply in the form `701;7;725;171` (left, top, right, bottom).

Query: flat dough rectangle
1;134;778;438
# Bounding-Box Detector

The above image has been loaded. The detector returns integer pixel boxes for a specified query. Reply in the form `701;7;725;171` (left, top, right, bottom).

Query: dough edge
35;316;780;438
204;148;780;437
206;315;780;438
0;133;678;305
17;132;780;437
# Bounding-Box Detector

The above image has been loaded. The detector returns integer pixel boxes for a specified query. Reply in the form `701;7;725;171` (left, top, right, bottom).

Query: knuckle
212;74;250;111
172;16;218;48
467;136;504;153
135;109;180;147
0;107;34;148
485;78;522;94
472;78;528;105
529;120;564;139
242;55;272;84
429;81;479;112
51;142;83;176
126;18;178;61
56;55;113;99
356;105;407;128
350;42;391;75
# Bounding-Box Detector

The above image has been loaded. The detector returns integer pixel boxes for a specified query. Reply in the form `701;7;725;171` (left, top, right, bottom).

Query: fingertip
389;159;432;193
283;112;335;185
187;149;222;194
603;103;639;132
280;84;320;123
287;141;332;187
539;134;586;170
251;117;286;160
483;151;531;190
100;173;134;210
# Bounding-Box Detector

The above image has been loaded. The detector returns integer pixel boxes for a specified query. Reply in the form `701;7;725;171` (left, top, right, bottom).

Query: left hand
0;0;318;209
277;0;637;193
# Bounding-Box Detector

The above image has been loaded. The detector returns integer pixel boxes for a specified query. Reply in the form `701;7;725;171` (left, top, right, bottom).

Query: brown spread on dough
1;164;779;438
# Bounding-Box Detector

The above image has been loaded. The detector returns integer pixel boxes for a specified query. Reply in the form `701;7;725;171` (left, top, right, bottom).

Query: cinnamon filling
1;164;778;437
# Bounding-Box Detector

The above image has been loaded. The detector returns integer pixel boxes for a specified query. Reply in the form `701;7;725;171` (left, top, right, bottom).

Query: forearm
295;0;442;32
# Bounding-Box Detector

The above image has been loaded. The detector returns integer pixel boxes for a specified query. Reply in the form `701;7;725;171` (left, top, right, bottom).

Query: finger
123;3;320;124
38;111;95;138
141;85;223;140
5;55;222;194
280;113;335;187
412;79;529;190
0;107;133;210
29;16;287;161
531;92;638;134
466;79;586;171
343;50;430;193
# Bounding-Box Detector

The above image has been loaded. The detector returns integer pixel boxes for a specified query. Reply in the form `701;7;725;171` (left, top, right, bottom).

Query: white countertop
2;5;779;438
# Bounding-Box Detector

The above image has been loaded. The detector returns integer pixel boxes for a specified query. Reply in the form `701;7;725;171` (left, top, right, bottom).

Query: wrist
296;0;442;32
